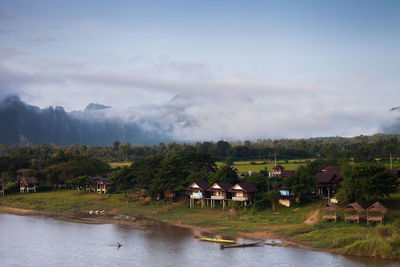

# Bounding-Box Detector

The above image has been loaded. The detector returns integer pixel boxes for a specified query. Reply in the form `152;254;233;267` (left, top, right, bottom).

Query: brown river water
0;213;398;266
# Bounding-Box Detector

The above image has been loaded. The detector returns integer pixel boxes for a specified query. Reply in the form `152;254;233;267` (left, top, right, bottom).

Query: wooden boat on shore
199;237;235;243
220;242;262;249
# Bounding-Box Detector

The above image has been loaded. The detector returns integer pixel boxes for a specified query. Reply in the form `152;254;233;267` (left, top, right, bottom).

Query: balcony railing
190;195;203;199
211;195;224;200
232;196;247;201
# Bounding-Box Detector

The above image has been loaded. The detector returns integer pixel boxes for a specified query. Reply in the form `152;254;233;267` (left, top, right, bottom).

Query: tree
265;190;280;212
285;165;317;200
210;164;239;185
111;166;135;201
224;156;234;165
336;163;399;206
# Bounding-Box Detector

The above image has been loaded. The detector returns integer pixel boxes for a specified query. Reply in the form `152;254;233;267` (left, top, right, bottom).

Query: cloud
24;35;57;45
0;53;397;141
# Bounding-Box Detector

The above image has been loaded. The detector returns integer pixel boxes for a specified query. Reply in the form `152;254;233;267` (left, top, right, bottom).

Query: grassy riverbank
1;191;400;260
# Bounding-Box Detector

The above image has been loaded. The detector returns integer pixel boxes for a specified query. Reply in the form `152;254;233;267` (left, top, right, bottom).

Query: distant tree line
1;134;400;165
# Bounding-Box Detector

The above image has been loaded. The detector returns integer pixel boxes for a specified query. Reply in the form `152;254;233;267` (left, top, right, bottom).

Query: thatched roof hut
367;202;388;214
345;202;365;213
322;203;341;222
344;202;365;223
323;202;341;212
367;202;388;225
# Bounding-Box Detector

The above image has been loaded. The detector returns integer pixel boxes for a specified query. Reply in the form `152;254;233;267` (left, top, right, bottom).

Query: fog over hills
0;95;171;145
1;94;400;146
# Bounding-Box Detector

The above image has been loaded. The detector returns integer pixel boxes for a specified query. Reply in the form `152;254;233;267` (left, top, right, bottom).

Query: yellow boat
199;237;235;243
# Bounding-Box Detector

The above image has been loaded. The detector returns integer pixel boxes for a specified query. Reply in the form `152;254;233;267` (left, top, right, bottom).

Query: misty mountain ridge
84;103;111;112
0;95;172;146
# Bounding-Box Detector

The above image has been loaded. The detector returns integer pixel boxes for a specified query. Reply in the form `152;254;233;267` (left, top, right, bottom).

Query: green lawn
109;162;132;169
216;159;314;173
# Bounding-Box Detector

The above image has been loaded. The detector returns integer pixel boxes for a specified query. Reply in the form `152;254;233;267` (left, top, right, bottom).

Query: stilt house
229;182;258;205
322;202;341;222
208;182;232;209
344;202;365;223
367;202;388;225
187;181;210;208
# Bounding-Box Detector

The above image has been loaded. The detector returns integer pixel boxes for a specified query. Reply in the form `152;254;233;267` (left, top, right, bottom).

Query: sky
1;0;400;141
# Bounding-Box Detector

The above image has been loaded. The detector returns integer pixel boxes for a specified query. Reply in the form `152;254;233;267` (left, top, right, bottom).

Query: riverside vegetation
1;137;400;260
2;191;400;260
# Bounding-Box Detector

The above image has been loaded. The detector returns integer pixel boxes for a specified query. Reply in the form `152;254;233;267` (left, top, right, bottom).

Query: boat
199;237;235;243
220;241;263;249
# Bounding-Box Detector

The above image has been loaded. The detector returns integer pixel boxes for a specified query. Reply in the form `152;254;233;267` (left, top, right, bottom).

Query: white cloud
0;53;398;141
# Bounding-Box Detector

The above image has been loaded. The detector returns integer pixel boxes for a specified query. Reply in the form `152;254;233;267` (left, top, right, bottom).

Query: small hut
90;177;110;194
367;202;388;225
19;177;38;193
187;181;210;208
344;202;365;223
322;202;341;222
0;180;5;196
207;182;232;209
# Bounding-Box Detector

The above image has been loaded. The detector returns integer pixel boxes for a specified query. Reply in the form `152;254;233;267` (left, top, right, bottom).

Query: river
0;213;398;266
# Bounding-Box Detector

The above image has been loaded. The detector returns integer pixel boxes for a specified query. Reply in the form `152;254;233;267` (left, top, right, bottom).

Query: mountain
0;95;171;145
383;106;400;135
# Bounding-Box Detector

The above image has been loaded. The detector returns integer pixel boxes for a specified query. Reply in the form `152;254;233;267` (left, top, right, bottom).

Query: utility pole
390;152;393;169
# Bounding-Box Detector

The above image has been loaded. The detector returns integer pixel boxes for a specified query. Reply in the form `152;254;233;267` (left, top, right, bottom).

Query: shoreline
0;205;333;254
1;204;398;263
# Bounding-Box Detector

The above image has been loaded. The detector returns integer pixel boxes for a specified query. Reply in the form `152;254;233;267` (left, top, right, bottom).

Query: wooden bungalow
85;177;110;194
187;181;210;208
269;165;285;177
344;202;365;223
0;180;4;196
19;177;38;193
229;182;258;206
322;202;341;222
366;202;388;225
269;165;295;179
208;182;232;209
315;166;342;198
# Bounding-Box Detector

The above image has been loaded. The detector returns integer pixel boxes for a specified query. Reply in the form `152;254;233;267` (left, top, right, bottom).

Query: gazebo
344;202;365;223
322;202;341;222
366;202;388;225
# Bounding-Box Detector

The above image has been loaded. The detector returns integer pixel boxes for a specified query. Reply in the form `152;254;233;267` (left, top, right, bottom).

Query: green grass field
216;159;314;173
109;162;132;169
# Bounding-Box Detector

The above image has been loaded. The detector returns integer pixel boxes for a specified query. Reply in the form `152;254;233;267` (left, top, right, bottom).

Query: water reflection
0;213;398;267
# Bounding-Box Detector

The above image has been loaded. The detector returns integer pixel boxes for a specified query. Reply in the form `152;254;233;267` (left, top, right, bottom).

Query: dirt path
304;209;320;225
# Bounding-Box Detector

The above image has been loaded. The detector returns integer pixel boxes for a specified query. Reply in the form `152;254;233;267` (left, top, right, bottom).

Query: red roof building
19;176;38;194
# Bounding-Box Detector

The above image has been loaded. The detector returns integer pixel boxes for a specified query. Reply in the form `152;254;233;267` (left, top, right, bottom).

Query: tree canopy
336;162;399;206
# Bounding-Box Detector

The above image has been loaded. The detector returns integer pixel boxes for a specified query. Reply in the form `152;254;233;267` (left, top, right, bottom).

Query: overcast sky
1;0;400;141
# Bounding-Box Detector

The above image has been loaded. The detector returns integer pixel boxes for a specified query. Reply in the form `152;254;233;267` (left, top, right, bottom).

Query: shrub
344;238;394;259
5;181;19;193
376;225;394;238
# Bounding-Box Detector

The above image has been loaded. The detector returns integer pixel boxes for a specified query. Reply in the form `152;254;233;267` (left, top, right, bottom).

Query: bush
376;225;394;238
5;181;19;193
344;238;394;259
